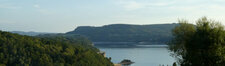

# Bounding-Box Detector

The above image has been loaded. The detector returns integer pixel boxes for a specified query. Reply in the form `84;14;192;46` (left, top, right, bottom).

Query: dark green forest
0;31;113;66
67;24;177;44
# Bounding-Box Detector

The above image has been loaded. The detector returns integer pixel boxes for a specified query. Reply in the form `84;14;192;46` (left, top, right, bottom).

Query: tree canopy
0;31;113;66
169;17;225;66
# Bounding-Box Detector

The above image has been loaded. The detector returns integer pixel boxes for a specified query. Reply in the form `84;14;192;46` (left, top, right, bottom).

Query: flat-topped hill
67;23;177;44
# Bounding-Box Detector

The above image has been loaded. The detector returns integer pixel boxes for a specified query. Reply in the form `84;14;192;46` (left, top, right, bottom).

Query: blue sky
0;0;225;33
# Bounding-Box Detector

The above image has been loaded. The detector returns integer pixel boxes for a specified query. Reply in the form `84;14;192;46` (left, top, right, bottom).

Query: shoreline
93;42;166;45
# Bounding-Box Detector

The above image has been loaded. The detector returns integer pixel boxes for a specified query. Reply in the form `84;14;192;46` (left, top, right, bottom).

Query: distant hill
66;23;178;44
10;31;54;36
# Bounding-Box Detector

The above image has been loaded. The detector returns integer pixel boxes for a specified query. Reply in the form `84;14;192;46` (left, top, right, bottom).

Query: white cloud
0;4;21;9
116;0;174;10
148;2;174;6
32;4;52;14
34;4;40;8
119;1;143;10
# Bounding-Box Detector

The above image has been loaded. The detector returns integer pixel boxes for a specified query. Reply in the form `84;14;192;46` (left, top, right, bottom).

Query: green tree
172;62;177;66
169;19;196;65
0;31;113;66
169;17;225;66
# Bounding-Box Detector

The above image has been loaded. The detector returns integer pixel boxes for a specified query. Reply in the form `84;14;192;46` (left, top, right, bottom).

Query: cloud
116;0;174;11
34;4;40;8
148;2;174;6
32;4;52;14
0;4;21;9
122;1;143;10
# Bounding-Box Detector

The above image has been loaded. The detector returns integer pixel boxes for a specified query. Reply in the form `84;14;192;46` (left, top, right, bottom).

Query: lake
95;44;176;66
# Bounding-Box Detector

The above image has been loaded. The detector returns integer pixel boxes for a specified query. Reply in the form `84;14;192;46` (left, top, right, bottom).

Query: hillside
37;33;98;51
66;24;177;44
10;31;53;36
0;31;113;66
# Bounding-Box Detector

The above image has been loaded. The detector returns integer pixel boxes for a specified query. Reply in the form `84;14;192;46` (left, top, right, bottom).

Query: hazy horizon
1;0;225;32
4;23;176;33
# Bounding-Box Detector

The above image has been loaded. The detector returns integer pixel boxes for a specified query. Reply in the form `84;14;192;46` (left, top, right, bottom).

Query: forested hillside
37;34;98;51
10;31;52;36
67;24;177;44
0;31;113;66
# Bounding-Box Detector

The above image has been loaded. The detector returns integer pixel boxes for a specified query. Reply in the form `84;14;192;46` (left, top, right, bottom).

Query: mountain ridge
67;23;178;44
10;31;54;36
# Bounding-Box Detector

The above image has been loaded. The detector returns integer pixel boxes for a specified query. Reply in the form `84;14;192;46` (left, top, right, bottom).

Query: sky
0;0;225;33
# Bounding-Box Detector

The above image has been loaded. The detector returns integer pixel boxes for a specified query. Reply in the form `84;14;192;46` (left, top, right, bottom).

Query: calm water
95;44;176;66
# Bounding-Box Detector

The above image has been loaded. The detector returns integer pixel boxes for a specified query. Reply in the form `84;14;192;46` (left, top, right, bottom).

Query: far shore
93;42;166;45
93;42;168;48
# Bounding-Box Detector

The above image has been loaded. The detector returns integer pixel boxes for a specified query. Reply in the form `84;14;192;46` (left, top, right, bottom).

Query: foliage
0;31;113;66
120;59;134;66
67;24;177;44
120;59;133;63
172;62;177;66
169;17;225;66
37;34;98;51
